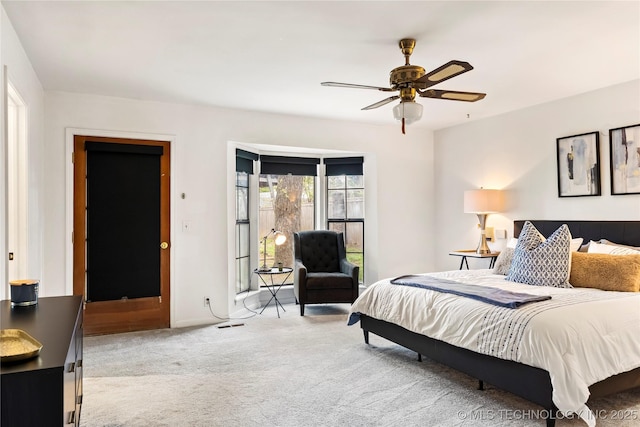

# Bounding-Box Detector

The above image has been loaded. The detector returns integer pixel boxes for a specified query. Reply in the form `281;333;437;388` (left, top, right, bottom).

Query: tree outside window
259;174;315;273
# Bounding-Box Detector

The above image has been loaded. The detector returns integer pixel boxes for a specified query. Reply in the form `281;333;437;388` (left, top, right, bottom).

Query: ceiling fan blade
418;89;486;102
361;95;400;110
413;60;474;88
321;82;395;92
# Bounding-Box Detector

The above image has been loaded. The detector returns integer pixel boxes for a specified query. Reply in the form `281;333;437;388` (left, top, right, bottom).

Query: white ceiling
2;1;639;130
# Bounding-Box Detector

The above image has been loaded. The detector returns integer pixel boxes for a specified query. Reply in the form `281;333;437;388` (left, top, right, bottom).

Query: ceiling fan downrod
399;38;416;65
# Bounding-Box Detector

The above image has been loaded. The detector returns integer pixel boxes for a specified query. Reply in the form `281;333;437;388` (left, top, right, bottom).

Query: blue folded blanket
390;275;551;309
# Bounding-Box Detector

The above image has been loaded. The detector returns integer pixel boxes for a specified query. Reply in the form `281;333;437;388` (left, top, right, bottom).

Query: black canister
10;279;39;307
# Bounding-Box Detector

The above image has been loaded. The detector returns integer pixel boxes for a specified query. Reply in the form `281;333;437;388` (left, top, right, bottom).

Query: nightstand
449;250;500;270
254;267;293;318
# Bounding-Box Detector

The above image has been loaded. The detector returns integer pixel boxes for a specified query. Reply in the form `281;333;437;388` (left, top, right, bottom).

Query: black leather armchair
293;230;359;316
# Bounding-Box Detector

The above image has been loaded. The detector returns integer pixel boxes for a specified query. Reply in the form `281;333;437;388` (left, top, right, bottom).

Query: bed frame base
361;315;640;427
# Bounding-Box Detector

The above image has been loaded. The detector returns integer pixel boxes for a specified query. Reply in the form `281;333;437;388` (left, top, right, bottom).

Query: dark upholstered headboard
514;220;640;247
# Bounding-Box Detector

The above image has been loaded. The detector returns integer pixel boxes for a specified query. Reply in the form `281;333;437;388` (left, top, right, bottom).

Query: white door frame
6;80;28;285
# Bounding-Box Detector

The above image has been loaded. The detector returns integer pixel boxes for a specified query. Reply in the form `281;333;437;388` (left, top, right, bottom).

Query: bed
348;220;640;427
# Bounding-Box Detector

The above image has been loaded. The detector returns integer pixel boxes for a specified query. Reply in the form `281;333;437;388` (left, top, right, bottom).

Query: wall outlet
204;297;210;307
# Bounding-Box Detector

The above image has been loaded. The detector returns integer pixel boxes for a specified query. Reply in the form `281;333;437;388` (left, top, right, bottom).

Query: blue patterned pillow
506;221;572;288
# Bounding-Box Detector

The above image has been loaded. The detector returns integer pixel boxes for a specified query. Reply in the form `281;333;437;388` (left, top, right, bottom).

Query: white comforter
349;269;640;426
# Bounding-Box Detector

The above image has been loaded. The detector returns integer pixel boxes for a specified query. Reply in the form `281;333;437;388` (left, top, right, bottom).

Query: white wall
0;6;45;300
434;79;640;271
44;91;435;327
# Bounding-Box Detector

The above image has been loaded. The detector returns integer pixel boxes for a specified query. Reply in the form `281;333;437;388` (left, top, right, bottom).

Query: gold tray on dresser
0;329;43;363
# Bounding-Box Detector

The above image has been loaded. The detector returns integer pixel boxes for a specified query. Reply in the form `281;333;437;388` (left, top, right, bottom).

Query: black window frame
235;149;258;294
325;157;364;283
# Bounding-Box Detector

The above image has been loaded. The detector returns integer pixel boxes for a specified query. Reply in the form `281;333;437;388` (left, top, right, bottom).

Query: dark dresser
1;296;83;426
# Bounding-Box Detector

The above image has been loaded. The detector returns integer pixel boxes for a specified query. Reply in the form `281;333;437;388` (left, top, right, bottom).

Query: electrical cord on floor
241;288;261;315
205;289;259;321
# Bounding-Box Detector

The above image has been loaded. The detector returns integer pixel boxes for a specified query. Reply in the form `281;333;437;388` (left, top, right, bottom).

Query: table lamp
259;229;287;272
464;189;504;254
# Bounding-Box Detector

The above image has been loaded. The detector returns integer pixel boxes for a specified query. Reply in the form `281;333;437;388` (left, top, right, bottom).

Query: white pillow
493;247;515;275
492;238;519;275
588;241;640;255
598;239;640;251
570;238;584;252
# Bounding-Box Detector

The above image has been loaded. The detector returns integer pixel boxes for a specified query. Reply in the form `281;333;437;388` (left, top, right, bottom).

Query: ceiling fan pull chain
402;117;406;135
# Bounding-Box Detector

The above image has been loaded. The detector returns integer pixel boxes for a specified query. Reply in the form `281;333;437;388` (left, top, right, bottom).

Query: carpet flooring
80;303;640;427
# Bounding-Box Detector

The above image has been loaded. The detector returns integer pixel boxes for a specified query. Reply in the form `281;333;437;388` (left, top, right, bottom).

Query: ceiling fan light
393;101;423;125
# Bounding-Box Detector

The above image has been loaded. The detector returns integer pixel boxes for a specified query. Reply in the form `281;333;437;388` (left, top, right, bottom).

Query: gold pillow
570;252;640;292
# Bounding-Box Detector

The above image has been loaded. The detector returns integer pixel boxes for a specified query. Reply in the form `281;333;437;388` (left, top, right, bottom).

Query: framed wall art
609;124;640;195
556;131;601;197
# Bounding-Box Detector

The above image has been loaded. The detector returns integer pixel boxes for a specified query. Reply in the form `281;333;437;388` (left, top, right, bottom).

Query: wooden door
73;135;170;335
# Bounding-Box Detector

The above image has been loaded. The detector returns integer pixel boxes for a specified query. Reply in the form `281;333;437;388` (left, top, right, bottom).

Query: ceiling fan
321;38;486;134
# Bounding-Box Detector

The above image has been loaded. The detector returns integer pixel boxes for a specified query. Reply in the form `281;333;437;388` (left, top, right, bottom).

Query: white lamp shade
393;101;423;125
464;189;505;213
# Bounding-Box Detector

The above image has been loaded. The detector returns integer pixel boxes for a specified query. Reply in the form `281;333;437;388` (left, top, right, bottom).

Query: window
233;152;364;293
259;156;319;273
235;149;258;293
325;157;364;282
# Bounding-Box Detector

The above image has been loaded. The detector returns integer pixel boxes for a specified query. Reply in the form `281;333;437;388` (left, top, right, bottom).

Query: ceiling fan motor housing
389;65;425;87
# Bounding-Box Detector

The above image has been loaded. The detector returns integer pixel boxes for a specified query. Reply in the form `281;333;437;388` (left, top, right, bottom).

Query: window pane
345;221;364;282
347;253;364;282
235;224;240;258
235;259;241;292
346;189;364;219
236;256;250;293
328;222;345;233
328;189;345;219
236;187;248;220
329;220;364;283
239;223;249;257
240;257;250;291
236;171;248;187
328;176;345;189
347;175;364;188
345;222;364;252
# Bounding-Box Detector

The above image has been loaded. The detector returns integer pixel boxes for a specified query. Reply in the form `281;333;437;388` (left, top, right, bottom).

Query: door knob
160;242;169;250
